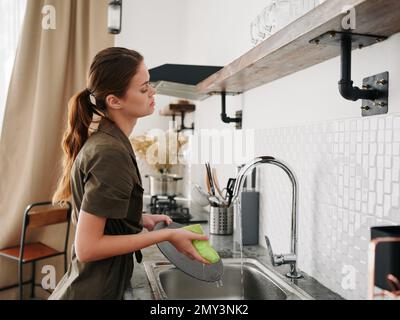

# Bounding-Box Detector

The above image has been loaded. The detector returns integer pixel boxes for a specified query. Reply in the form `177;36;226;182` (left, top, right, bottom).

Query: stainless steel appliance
146;194;208;224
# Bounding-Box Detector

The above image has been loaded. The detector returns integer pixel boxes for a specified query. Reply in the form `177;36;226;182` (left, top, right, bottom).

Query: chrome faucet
231;156;302;279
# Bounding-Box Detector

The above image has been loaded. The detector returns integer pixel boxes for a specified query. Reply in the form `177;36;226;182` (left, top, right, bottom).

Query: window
0;0;27;136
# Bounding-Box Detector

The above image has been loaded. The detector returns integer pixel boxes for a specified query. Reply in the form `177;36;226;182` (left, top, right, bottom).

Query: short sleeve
81;146;134;219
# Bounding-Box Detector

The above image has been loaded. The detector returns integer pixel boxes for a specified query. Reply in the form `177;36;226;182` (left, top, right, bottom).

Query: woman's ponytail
52;89;95;205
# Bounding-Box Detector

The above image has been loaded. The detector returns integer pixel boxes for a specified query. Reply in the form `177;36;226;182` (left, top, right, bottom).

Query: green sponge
182;224;220;264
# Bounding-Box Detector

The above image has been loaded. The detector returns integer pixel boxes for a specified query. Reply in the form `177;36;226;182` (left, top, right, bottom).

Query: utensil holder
209;205;233;235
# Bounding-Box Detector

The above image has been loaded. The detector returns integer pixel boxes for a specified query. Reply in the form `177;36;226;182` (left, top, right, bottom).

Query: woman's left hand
141;213;172;231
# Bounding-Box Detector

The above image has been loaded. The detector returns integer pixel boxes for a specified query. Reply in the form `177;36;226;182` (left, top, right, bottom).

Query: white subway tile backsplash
385;170;392;193
386;117;393;130
385;155;392;168
379;118;386;130
376;205;384;218
256;113;400;300
394;117;400;129
377;167;384;180
393;168;400;184
377;155;384;168
385;130;393;142
360;202;366;215
379;143;385;154
394;130;400;142
368;155;375;167
368;192;376;214
370;143;377;155
384;195;391;217
370;130;377;143
386;143;393;155
377;130;385;143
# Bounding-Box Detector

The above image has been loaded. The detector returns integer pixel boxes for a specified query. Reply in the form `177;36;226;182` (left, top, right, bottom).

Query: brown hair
52;47;144;208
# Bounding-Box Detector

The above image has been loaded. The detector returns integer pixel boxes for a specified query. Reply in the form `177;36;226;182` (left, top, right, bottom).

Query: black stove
148;195;192;223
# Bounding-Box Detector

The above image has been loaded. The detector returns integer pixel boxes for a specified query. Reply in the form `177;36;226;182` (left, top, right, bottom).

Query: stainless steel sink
143;258;314;300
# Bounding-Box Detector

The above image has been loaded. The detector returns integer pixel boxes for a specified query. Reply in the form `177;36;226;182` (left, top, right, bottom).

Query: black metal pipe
338;35;379;101
341;35;352;81
220;92;241;124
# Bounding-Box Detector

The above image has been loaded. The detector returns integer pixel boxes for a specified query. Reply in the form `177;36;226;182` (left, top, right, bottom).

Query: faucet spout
232;156;302;279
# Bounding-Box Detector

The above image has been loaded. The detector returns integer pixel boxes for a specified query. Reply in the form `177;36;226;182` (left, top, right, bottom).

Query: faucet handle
264;236;284;267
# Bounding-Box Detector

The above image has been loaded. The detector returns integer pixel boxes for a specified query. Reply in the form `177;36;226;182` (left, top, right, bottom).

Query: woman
50;47;209;300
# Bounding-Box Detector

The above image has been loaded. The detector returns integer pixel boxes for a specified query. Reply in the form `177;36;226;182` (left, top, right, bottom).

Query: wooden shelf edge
196;0;400;95
159;102;196;116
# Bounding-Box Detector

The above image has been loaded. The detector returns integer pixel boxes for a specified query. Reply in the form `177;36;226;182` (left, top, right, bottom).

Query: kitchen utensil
154;221;224;282
208;194;222;207
209;205;233;235
207;163;228;206
205;170;211;194
211;169;230;206
204;170;221;206
212;168;225;200
145;173;183;196
192;184;211;207
194;181;223;207
205;162;216;196
225;178;236;206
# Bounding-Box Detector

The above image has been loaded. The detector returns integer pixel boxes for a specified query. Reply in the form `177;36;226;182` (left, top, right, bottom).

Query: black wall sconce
310;31;389;117
108;0;122;34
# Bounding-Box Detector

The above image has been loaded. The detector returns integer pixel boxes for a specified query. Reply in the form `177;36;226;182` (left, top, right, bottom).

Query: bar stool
0;201;72;299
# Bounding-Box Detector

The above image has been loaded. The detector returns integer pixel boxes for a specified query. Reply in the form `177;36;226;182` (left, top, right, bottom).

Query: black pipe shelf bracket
172;111;194;133
309;31;389;117
209;91;243;129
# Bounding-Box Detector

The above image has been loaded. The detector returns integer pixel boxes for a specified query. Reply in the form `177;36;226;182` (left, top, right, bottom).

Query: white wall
115;0;192;194
117;0;400;299
115;0;187;136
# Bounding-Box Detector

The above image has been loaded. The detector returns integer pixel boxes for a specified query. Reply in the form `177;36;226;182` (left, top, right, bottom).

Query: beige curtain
0;0;114;299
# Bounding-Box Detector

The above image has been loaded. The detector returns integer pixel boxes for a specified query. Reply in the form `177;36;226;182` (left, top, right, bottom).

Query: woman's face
109;60;156;118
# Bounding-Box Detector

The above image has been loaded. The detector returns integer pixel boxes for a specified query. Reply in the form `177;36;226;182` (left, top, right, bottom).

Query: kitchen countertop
124;217;344;300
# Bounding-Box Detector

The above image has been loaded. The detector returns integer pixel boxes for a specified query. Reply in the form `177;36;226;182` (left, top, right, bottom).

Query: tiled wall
255;113;400;300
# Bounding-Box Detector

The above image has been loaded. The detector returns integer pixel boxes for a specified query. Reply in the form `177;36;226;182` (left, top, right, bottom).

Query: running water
215;279;224;288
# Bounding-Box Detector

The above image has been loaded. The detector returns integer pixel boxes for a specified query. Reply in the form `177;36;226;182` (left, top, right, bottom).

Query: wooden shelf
159;101;196;116
197;0;400;95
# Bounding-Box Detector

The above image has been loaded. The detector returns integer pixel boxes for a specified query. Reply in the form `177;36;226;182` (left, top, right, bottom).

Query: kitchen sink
143;258;314;300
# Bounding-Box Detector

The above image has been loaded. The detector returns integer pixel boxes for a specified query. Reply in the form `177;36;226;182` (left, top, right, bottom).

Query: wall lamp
108;0;122;34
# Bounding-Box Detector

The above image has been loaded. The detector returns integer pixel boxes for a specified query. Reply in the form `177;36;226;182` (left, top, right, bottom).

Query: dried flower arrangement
130;131;188;174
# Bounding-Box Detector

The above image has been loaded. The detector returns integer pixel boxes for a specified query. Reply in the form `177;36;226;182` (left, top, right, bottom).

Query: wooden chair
0;201;72;299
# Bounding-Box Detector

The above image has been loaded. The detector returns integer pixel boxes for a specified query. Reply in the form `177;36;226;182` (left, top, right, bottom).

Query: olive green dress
49;117;144;300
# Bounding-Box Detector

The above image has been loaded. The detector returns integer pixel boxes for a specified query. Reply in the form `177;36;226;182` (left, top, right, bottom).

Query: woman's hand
141;213;172;231
168;229;211;265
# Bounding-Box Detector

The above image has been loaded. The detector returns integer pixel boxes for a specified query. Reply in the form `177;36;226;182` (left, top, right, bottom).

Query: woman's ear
105;94;123;110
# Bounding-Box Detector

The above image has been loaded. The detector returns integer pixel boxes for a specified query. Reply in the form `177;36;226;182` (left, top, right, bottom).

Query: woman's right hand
168;229;211;264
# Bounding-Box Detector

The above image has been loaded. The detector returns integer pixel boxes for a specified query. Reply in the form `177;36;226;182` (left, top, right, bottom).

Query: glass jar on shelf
250;0;324;47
